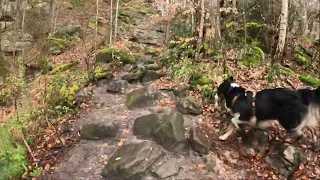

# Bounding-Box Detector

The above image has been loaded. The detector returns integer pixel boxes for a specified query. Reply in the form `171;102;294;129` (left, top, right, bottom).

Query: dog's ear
227;76;234;81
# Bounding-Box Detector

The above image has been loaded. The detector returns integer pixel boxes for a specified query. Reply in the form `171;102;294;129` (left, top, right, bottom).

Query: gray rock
47;26;83;55
101;141;166;180
80;122;119;140
141;70;163;84
106;80;129;94
124;64;136;72
266;141;306;177
122;72;144;83
241;128;269;157
143;63;162;71
52;26;83;39
133;109;186;152
133;28;165;46
176;96;202;115
172;85;189;98
152;158;179;178
1;31;33;52
125;85;161;109
189;126;211;155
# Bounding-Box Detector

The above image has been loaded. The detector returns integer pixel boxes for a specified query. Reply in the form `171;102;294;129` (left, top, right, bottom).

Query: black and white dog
216;76;320;143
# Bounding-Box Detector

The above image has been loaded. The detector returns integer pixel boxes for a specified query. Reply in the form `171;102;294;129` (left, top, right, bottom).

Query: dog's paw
219;134;228;141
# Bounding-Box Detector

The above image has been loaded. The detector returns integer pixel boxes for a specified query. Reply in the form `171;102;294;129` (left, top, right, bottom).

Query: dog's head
215;76;239;104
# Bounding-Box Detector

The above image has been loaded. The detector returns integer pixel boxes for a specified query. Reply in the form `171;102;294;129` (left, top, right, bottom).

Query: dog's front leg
231;113;241;129
219;113;240;141
219;123;235;141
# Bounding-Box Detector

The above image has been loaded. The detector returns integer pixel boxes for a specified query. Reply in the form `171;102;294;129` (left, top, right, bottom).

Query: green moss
0;89;12;106
118;12;133;24
50;62;77;75
280;67;295;76
37;58;53;74
190;75;213;88
0;126;27;180
96;47;138;64
240;46;264;67
225;21;237;29
245;22;262;28
146;48;159;56
294;47;310;66
299;74;320;87
96;48;113;63
94;72;114;80
88;16;105;31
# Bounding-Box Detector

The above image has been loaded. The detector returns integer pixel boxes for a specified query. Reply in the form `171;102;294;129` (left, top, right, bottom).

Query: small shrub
0;126;27;180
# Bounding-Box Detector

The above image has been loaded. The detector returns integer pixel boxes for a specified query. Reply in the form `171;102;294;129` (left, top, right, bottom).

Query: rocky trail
35;0;320;180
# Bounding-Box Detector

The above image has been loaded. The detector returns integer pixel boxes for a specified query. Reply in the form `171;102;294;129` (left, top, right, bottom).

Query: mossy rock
59;84;80;102
294;47;311;66
280;67;295;76
49;62;77;75
0;90;12;106
299;74;320;87
47;26;83;55
80;123;120;140
146;48;160;56
37;58;53;74
95;48;138;64
96;48;113;63
239;46;264;67
88;16;105;31
93;62;114;81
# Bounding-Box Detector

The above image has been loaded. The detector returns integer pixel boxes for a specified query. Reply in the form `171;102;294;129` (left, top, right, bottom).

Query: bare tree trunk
275;0;288;61
211;0;221;47
109;0;114;46
195;0;205;61
49;0;56;33
165;0;171;43
299;0;308;35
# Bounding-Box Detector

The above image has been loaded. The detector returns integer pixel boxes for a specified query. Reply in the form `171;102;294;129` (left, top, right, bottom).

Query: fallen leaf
44;164;50;170
197;163;205;169
118;140;124;147
299;163;305;170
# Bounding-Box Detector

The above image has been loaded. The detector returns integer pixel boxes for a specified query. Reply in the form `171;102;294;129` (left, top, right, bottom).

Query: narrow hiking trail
36;0;320;180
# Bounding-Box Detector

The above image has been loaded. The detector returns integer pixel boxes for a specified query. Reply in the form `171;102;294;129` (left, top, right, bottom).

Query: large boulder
133;109;186;151
176;96;202;115
240;128;269;157
133;28;165;46
106;80;130;94
126;85;161;109
80;122;120;140
101;141;166;180
1;31;33;53
189;126;211;155
266;141;306;177
47;26;83;55
151;157;179;178
141;70;163;84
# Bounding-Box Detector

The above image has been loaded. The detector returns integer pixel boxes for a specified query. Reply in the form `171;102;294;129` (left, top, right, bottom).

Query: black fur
217;77;320;133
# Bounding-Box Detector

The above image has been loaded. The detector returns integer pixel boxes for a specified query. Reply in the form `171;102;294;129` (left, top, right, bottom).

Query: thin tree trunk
109;0;113;46
195;0;205;61
49;0;56;33
212;0;221;47
299;0;308;35
275;0;288;61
